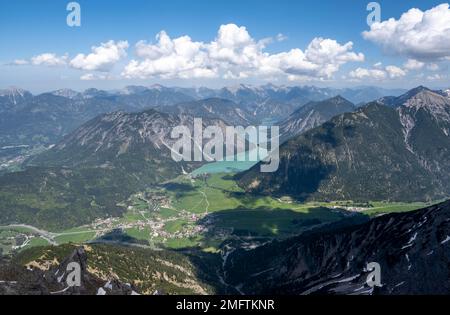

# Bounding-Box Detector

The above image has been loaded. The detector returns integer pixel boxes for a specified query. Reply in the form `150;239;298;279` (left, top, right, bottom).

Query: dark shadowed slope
224;200;450;295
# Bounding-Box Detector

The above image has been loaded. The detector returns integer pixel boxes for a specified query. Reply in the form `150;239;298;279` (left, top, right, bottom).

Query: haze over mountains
0;84;408;149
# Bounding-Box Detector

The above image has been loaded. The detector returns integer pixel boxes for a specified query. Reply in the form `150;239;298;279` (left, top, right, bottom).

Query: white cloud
273;38;364;79
276;33;288;42
80;73;113;81
385;65;407;78
11;59;29;66
80;73;96;81
124;31;214;79
122;23;364;80
349;65;406;80
348;67;387;80
31;53;67;66
363;3;450;60
373;62;383;68
403;59;424;70
70;40;129;72
427;73;446;80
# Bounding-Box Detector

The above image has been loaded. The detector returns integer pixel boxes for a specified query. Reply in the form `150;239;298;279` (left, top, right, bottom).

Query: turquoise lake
191;148;268;175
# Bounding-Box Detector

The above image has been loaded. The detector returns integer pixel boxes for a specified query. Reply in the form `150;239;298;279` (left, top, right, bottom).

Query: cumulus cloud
10;59;29;66
404;59;424;70
385;65;407;78
70;40;129;72
348;67;387;80
80;73;113;81
31;53;68;66
427;73;446;80
124;31;215;79
362;3;450;60
208;24;263;67
349;65;406;80
122;23;364;80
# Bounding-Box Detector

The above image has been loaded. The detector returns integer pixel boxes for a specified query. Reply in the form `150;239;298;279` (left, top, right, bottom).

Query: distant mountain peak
401;85;433;99
148;84;167;91
82;88;111;99
224;84;247;94
328;95;351;103
239;88;450;202
50;88;80;99
224;83;270;94
279;95;356;141
377;86;450;111
0;86;32;104
120;85;149;95
161;97;255;126
0;86;30;96
411;85;431;92
305;95;354;109
402;88;450;111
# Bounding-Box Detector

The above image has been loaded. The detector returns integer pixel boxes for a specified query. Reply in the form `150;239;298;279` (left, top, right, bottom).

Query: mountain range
27;109;223;171
237;87;450;202
0;109;228;230
2;83;450;296
0;84;408;150
0;101;245;230
1;85;449;229
157;98;257;126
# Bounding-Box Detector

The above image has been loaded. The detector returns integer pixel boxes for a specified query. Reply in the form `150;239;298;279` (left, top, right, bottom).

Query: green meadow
0;172;432;254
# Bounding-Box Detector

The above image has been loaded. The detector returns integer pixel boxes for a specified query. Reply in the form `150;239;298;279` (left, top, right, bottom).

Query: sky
0;0;449;92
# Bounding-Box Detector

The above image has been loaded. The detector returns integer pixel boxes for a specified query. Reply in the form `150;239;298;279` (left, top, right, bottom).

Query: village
83;189;212;245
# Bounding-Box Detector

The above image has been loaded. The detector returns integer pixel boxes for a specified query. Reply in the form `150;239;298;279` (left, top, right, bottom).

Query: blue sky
0;0;449;92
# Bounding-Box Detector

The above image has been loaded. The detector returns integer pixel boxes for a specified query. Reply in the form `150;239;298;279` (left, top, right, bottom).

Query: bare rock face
224;201;450;295
0;247;138;295
28;108;228;172
158;98;257;126
279;95;356;141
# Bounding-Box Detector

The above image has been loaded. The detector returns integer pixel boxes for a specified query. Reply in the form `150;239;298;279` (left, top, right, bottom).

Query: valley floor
0;172;433;257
